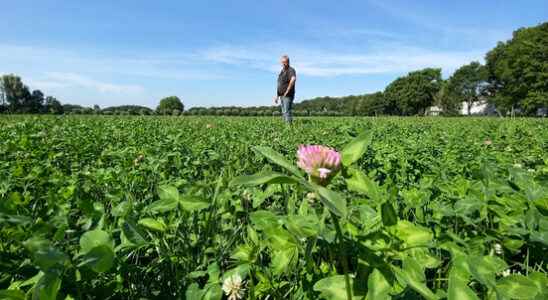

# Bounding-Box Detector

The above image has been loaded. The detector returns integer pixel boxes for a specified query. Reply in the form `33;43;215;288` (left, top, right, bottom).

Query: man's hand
273;95;279;104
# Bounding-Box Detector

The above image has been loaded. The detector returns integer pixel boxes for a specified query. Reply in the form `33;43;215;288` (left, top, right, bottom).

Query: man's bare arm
283;76;296;96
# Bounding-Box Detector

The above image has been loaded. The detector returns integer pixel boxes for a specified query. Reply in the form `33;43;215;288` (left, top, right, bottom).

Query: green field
1;116;547;299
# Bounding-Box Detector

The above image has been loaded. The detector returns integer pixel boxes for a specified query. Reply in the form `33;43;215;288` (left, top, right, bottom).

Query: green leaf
393;265;438;300
138;218;167;232
391;221;433;247
158;185;179;202
253;146;303;177
79;245;114;273
345;170;382;201
121;220;147;246
313;275;359;300
250;210;280;230
448;269;479;300
231;244;254;263
496;275;539;299
79;230;113;254
403;256;425;283
23;238;68;271
467;255;507;288
79;229;115;273
367;268;391;300
146;185;180;214
0;289;26;300
203;283;223;300
341;131;372;166
185;283;204;300
270;248;297;275
32;272;61;300
530;230;548;246
381;201;398;226
316;186;347;218
529;272;548;299
229;171;298;186
180;195;210;212
285;215;319;238
264;227;298;250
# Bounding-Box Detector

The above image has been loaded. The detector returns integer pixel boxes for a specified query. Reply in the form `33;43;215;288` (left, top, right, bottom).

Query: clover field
0;116;547;300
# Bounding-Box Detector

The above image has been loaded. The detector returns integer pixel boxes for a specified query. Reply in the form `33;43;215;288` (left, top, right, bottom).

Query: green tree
26;90;45;113
446;62;487;115
0;74;31;113
435;80;459;116
157;96;184;115
384;68;442;115
357;92;386;116
44;96;63;114
485;22;548;115
446;61;487;115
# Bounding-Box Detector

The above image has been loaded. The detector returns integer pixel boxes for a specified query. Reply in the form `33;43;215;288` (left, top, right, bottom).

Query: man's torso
277;67;296;99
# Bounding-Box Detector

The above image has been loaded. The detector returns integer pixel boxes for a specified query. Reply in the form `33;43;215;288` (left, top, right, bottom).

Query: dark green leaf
381;202;398;226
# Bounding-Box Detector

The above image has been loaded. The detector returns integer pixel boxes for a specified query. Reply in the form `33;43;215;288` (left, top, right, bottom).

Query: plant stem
249;265;256;300
330;211;352;300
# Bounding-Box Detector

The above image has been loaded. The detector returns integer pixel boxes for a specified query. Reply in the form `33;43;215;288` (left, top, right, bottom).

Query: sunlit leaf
253;146;303;177
229;171;298;186
341;131;372;166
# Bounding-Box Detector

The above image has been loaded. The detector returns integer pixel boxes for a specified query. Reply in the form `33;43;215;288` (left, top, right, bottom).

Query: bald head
280;55;290;69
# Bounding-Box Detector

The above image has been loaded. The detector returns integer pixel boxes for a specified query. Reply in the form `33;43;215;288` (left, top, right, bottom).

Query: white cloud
201;43;485;77
36;72;145;94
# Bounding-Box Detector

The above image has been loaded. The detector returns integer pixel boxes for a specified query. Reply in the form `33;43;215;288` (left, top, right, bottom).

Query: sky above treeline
1;0;547;108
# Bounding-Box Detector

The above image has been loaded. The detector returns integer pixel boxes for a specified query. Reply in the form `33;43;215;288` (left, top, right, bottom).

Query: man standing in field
274;55;297;123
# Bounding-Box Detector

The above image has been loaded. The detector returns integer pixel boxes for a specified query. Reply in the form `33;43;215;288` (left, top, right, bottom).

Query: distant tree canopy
102;105;154;115
446;62;488;115
485;22;548;115
384;68;442;116
1;74;31;113
44;96;63;114
157;96;184;115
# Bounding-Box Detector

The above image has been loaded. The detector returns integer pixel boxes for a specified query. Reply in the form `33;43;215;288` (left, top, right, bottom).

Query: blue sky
0;0;546;109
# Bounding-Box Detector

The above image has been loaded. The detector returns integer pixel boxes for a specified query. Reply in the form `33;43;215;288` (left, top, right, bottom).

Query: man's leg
281;96;293;123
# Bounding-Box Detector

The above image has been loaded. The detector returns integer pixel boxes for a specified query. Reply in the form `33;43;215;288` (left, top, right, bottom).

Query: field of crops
0;116;547;300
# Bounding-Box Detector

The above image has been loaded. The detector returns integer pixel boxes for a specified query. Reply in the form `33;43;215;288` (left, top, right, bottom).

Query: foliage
384;68;442;115
101;105;154;115
446;62;487;115
0;74;31;112
485;22;548;115
44;97;64;115
157;96;184;115
0;116;546;299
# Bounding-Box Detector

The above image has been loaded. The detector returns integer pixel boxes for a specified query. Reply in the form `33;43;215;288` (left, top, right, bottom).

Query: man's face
280;57;289;68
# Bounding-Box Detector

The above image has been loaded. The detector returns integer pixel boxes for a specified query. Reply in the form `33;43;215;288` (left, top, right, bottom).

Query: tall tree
156;96;184;115
27;89;45;113
44;96;63;114
383;68;442;115
485;22;548;115
0;74;30;112
446;62;487;115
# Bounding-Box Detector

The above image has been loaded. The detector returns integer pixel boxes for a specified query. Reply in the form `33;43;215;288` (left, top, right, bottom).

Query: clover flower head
222;274;245;300
297;145;341;185
494;243;503;255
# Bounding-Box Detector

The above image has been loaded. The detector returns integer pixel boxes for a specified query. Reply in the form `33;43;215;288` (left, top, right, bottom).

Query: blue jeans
280;96;293;123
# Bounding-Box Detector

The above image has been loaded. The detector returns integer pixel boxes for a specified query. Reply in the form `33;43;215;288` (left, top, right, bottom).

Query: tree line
1;22;546;116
